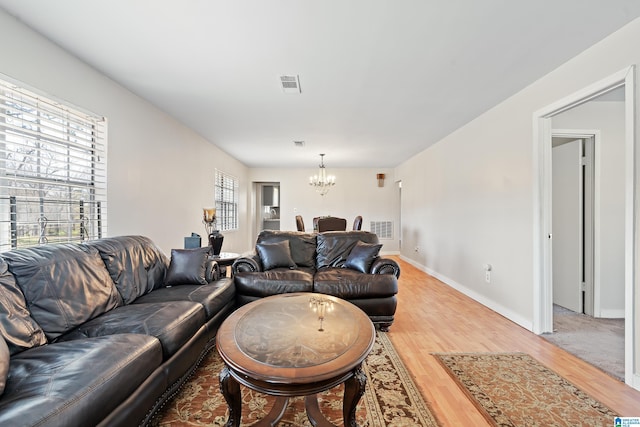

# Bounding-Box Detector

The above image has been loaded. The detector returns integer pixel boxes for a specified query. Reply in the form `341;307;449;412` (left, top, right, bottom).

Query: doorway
533;66;636;388
255;182;280;233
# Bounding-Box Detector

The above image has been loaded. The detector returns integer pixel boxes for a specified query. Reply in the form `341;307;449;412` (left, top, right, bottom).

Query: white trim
623;67;636;387
599;309;625;319
380;250;400;257
532;65;636;389
532;116;553;334
399;254;427;272
399;255;533;331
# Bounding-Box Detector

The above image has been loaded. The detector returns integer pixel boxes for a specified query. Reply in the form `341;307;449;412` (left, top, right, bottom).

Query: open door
552;136;595;315
552;139;583;313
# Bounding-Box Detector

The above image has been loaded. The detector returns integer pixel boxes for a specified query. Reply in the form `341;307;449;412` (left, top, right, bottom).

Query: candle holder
203;207;224;255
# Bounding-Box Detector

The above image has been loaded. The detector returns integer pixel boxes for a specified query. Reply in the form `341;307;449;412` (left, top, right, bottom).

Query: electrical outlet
414;246;419;253
483;263;492;283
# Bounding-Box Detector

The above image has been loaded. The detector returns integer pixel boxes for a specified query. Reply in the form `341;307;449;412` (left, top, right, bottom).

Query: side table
212;251;240;277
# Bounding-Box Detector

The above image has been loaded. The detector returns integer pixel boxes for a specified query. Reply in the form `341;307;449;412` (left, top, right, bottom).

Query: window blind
0;79;107;251
215;169;238;231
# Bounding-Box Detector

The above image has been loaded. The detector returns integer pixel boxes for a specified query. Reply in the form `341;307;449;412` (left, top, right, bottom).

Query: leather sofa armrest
370;258;401;278
231;253;262;274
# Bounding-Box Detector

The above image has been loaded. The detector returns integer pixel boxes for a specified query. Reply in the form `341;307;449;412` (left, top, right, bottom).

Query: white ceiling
1;0;639;168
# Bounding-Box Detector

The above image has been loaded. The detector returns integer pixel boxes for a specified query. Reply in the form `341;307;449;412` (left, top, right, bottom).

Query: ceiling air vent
280;75;301;94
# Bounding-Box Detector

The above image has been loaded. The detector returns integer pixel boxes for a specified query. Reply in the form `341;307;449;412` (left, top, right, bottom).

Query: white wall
249;167;399;253
395;16;640;382
0;10;250;255
553;101;626;317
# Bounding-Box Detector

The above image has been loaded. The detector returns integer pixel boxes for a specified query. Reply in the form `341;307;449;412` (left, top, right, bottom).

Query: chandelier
309;153;335;196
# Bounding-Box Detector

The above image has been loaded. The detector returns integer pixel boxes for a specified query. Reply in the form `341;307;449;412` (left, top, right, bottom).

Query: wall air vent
280;75;301;94
370;221;393;240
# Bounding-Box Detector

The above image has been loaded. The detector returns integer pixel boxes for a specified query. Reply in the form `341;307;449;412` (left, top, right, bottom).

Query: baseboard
380;250;401;257
399;255;533;331
598;309;625;319
398;255;426;271
632;373;640;391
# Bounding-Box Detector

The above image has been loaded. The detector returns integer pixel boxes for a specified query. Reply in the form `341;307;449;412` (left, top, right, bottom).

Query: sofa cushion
2;244;122;341
235;270;314;298
0;334;162;427
316;231;380;269
256;240;297;271
0;258;47;355
84;236;169;304
165;248;209;285
134;277;235;319
313;268;398;298
344;240;382;273
56;301;206;359
256;231;317;268
0;336;8;396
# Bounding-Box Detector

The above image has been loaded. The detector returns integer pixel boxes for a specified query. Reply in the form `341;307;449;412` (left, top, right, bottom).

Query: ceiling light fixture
309;154;335;196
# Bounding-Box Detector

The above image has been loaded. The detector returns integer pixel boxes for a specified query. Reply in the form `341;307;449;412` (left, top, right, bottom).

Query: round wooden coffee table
216;292;375;427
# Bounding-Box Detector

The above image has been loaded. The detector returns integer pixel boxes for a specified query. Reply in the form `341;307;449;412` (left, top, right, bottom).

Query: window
0;78;107;252
215;169;238;231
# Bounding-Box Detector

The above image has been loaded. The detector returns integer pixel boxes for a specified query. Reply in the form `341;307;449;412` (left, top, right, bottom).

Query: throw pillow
165;247;210;286
256;240;297;271
344;240;383;273
0;258;48;355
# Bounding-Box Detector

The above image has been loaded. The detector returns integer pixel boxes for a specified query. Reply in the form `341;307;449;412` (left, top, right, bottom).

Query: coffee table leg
253;396;290;427
305;394;335;427
343;364;367;427
219;364;241;427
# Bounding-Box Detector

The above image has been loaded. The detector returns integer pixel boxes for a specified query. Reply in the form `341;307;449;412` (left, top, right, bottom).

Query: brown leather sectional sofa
232;230;400;331
0;236;235;427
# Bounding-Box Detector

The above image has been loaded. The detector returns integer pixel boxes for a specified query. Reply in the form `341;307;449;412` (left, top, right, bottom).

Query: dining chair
317;216;347;232
295;215;305;232
352;215;363;230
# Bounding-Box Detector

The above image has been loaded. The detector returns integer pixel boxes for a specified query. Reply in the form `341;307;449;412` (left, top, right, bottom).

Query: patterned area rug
152;332;440;426
434;353;618;427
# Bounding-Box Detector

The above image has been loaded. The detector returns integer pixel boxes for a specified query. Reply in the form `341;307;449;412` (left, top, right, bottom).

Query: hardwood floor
387;256;640;426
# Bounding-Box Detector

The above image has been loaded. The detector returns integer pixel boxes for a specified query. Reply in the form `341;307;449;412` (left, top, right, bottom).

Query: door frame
532;66;636;387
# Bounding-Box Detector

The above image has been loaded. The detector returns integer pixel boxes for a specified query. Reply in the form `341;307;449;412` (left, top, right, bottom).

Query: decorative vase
208;230;224;256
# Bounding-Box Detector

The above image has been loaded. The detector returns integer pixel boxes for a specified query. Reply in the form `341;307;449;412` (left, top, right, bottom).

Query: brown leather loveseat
232;230;400;331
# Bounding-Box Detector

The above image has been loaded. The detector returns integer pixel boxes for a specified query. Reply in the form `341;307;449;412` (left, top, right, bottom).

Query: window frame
214;169;238;232
0;77;107;251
